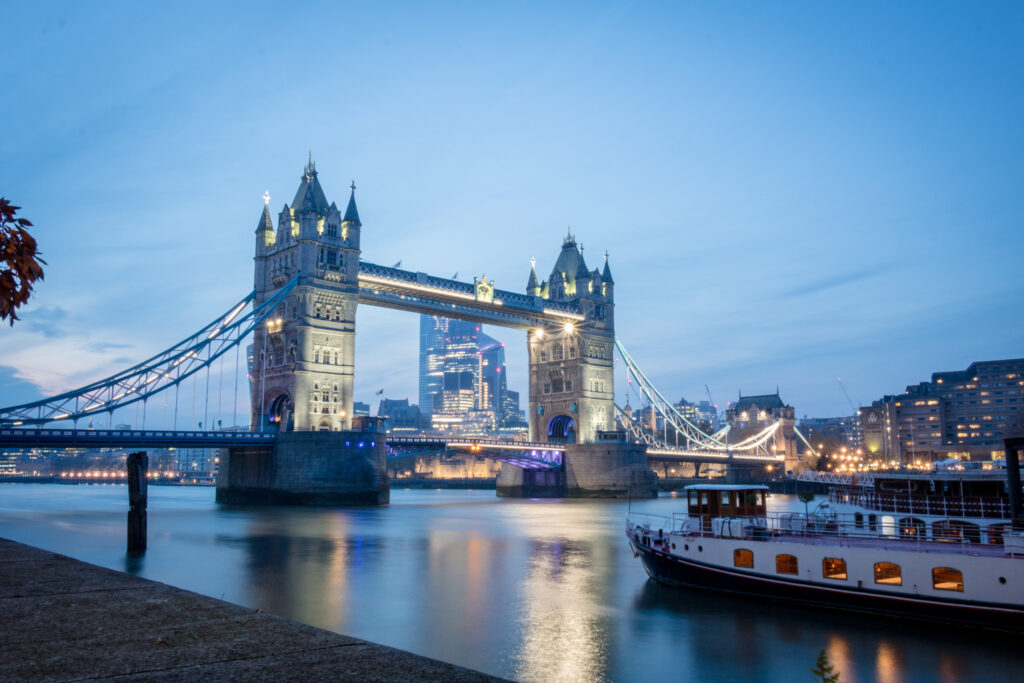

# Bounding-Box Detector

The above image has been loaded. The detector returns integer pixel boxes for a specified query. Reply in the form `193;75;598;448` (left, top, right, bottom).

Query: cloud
24;305;70;339
0;366;44;407
778;265;892;299
88;341;132;353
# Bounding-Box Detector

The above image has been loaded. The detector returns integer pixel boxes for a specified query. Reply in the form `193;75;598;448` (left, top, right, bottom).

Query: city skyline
2;2;1023;421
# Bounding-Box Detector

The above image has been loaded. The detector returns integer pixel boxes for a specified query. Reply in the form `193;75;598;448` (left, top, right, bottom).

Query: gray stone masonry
497;442;657;498
217;431;389;506
0;537;502;681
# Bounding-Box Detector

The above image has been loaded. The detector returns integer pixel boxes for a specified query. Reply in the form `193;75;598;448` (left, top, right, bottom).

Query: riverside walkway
0;537;502;681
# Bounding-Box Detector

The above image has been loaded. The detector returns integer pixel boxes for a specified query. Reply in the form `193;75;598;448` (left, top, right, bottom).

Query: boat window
700;492;708;505
854;512;864;529
775;554;798;575
933;520;981;544
822;557;847;580
988;524;1010;545
721;491;730;505
932;567;964;592
898;518;925;538
734;549;753;568
874;562;902;585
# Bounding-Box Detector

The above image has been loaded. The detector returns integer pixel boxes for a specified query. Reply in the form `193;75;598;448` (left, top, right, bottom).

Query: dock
0;537;502;681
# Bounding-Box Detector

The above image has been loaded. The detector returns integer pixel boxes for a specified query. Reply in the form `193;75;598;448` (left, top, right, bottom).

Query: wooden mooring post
127;451;148;551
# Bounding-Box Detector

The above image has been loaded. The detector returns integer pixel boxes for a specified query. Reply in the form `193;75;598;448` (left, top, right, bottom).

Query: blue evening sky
2;1;1022;426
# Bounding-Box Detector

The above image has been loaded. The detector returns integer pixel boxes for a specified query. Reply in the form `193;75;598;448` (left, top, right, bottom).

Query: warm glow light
563;322;575;333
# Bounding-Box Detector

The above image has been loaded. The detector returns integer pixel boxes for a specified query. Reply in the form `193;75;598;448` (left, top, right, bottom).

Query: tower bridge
0;160;787;503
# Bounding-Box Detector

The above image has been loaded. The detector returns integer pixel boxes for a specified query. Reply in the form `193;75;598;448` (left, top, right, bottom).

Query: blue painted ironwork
0;428;276;449
0;276;299;427
358;261;583;330
386;435;564;470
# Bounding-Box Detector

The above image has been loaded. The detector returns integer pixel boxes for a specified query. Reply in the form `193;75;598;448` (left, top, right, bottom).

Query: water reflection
0;485;1021;682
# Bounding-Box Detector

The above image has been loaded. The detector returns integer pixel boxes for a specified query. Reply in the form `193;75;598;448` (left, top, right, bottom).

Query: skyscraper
418;315;447;417
418;314;521;434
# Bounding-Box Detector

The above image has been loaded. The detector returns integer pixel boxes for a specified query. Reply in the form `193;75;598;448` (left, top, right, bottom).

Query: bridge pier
216;430;388;506
497;442;656;499
724;463;769;485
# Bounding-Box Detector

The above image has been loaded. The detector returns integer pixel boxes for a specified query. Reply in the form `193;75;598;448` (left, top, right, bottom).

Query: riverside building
861;358;1024;464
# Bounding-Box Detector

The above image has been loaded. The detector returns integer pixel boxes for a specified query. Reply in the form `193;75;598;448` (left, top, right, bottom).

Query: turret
575;249;591;296
342;181;361;247
527;258;541;297
601;251;614;300
255;194;275;253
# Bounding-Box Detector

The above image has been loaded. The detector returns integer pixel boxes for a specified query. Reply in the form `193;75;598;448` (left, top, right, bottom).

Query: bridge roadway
0;429;566;470
0;430;775;467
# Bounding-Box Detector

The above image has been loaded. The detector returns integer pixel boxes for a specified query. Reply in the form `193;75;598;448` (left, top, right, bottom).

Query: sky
2;1;1023;427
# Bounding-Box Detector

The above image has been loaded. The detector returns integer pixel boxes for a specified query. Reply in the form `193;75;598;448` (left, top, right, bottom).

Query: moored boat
626;481;1024;631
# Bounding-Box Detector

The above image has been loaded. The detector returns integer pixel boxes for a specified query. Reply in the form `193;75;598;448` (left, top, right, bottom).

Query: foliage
798;489;815;517
0;198;45;325
810;648;840;682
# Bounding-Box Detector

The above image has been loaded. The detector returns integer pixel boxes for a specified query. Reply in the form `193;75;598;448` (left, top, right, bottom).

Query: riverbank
0;536;502;681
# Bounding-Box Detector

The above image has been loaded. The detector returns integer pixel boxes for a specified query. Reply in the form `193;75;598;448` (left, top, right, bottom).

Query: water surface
0;484;1016;682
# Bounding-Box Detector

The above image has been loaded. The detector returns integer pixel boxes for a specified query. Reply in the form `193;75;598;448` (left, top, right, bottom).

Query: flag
375;388;384;395
392;260;402;268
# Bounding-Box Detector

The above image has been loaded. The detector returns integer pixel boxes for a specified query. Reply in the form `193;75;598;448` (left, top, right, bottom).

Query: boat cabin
684;484;768;531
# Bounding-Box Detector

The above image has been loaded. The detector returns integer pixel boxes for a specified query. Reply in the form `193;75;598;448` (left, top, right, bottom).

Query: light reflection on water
0;484;1018;682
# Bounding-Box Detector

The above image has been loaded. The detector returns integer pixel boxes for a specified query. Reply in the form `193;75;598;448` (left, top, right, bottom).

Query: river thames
0;484;1017;682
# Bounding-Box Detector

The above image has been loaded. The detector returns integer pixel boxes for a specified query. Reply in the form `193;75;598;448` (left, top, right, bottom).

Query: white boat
626;481;1024;631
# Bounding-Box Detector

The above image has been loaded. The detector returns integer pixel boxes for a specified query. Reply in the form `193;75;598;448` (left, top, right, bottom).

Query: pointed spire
601;250;614;283
343;180;361;225
527;257;539;293
575;248;590;278
256;202;274;234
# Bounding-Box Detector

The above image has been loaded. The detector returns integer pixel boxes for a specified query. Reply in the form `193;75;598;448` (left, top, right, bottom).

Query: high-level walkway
0;537;502;681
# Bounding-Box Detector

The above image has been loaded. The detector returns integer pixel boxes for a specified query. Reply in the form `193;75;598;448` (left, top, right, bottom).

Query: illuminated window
874;562;902;585
776;554;798;575
932;567;964;592
822;557;847;580
734;549;754;568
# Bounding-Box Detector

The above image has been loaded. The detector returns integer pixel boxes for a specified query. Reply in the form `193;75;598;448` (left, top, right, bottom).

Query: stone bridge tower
527;231;615;444
251;160;361;432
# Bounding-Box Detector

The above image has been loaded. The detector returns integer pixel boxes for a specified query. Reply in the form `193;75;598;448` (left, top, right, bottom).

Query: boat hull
631;541;1024;632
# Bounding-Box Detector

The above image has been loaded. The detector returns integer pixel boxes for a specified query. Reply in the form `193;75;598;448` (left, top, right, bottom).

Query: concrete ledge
0;537;503;681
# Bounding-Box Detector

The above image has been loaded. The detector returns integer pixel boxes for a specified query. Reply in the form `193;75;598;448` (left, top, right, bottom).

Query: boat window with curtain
822;558;847;580
874;562;902;585
734;549;753;568
932;567;964;592
775;554;798;575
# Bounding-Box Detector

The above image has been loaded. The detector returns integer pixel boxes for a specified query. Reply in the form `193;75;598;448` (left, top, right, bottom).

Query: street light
563;322;575;333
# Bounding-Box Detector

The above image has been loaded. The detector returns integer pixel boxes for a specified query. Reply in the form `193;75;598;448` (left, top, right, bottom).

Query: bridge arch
266;393;294;432
547;415;576;444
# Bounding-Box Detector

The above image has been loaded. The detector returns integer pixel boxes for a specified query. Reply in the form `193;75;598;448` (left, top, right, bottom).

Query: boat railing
827;489;1011;519
678;510;1018;556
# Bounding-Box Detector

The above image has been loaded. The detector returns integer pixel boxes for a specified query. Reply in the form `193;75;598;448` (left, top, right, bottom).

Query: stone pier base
216;431;389;506
497;442;657;499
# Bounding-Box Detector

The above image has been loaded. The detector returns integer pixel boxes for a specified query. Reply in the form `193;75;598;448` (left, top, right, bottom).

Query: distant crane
704;385;719;423
836;378;858;416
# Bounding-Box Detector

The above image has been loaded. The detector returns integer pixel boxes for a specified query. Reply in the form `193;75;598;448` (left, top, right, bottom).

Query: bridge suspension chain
614;336;784;454
0;277;299;428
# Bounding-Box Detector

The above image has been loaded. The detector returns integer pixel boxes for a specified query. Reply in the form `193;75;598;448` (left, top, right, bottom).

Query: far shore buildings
725;392;801;472
860;358;1024;464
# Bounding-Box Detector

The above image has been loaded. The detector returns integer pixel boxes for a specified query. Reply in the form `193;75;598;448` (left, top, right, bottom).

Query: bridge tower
527;231;615;444
251;160;361;432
